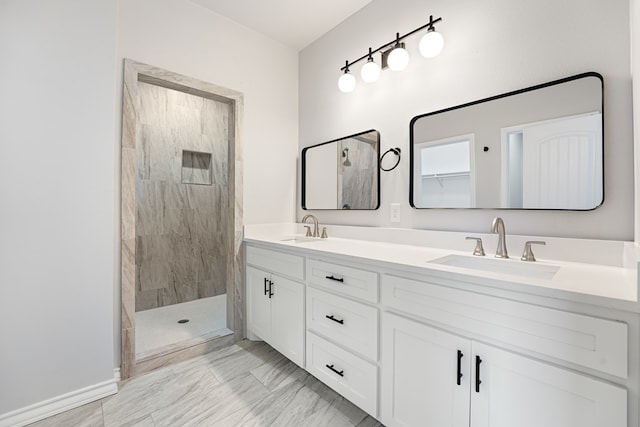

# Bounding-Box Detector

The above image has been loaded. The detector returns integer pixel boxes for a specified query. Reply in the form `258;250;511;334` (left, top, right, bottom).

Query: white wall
0;0;118;417
299;0;634;241
116;0;299;364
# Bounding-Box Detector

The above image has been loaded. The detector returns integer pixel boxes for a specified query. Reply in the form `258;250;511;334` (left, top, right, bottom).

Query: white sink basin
429;254;559;280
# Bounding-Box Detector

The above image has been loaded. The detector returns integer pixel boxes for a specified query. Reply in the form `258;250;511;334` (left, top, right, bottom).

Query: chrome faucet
491;217;508;258
301;214;320;237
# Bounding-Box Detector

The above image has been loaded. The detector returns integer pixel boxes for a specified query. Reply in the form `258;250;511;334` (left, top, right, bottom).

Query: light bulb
387;46;410;71
419;29;444;58
361;59;380;83
338;72;356;93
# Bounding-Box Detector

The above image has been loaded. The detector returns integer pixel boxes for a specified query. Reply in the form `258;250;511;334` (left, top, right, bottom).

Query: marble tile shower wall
339;139;377;209
135;81;230;311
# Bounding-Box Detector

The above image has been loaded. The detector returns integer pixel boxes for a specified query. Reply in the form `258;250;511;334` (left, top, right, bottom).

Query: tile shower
134;81;232;357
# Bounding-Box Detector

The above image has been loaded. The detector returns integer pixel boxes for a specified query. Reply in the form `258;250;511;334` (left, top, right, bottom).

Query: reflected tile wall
339;139;378;209
135;81;230;311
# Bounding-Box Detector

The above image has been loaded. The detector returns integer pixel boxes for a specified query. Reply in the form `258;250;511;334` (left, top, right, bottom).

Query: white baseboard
114;368;121;382
0;379;117;427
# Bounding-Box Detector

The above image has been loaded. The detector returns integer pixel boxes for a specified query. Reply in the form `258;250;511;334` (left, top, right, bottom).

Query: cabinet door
271;274;305;367
470;342;627;427
381;313;471;427
246;266;272;342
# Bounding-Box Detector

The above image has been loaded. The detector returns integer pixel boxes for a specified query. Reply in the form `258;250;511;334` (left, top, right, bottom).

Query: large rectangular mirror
302;129;380;210
410;72;604;210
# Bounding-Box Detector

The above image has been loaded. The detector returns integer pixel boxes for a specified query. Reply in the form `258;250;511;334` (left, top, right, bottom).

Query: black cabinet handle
263;277;269;296
268;280;274;298
325;275;344;283
325;314;344;325
457;350;463;386
325;364;344;377
475;355;482;393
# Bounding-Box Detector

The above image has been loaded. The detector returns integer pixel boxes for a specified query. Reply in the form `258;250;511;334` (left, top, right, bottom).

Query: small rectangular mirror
410;72;604;210
302;129;380;210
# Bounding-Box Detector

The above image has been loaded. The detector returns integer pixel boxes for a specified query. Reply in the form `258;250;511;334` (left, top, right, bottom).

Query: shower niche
181;150;213;185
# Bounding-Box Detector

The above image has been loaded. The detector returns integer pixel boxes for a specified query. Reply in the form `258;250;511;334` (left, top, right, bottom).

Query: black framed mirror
302;129;380;210
410;72;604;210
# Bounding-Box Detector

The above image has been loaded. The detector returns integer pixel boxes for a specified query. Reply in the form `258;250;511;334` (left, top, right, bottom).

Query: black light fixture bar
340;15;442;72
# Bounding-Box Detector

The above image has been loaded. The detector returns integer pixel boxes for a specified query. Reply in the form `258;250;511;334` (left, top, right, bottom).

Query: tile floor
28;340;383;427
135;295;231;359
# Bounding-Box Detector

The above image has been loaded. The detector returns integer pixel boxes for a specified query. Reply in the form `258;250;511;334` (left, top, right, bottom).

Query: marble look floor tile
102;364;219;427
114;415;157;427
151;372;270;427
249;351;309;392
297;375;374;426
27;401;103;427
355;417;385;427
206;379;308;427
206;341;281;383
29;340;385;427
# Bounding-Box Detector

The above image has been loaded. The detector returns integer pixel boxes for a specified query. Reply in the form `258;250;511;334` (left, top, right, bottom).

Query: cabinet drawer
306;332;377;417
307;259;378;303
246;245;304;280
307;287;378;361
382;274;628;378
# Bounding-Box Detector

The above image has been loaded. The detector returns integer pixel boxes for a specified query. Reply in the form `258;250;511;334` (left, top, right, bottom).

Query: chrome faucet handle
521;241;546;262
304;226;313;237
465;237;486;256
321;227;328;238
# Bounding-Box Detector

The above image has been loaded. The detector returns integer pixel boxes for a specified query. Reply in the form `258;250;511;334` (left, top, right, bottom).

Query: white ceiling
190;0;373;50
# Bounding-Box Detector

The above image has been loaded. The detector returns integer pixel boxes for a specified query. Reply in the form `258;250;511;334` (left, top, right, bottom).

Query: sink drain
177;319;189;324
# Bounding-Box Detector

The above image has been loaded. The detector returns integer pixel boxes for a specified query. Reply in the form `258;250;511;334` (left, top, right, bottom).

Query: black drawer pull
263;277;269;296
475;355;482;393
325;275;344;283
325;364;344;377
325;314;344;325
268;280;274;298
457;350;463;386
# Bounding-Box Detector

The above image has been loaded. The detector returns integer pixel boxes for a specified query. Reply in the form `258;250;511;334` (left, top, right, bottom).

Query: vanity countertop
244;223;640;313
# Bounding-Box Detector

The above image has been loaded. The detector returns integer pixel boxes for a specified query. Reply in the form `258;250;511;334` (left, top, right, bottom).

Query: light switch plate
390;203;401;223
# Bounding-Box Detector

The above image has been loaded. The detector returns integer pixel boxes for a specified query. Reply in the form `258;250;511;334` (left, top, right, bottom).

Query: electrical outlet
390;203;401;223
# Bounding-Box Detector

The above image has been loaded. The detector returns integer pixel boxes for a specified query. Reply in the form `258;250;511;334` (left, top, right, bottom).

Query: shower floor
135;294;232;360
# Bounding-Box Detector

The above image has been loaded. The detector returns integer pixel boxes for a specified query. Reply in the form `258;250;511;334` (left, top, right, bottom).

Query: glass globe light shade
338;72;356;93
387;46;410;71
419;30;444;58
361;59;380;83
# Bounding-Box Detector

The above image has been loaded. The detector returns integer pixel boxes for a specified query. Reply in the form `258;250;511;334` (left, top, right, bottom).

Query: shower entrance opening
120;60;244;379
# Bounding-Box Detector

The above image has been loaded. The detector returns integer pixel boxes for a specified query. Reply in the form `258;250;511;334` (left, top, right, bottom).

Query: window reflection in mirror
302;130;380;210
410;72;603;210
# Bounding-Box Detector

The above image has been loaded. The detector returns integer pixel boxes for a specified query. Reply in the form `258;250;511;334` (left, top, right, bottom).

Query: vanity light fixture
360;48;381;83
338;60;357;93
386;34;410;71
419;15;445;58
338;14;443;92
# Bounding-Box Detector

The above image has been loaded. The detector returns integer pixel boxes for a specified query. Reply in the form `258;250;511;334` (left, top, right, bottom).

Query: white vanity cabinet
381;312;627;427
244;236;635;427
380;272;628;427
246;246;305;367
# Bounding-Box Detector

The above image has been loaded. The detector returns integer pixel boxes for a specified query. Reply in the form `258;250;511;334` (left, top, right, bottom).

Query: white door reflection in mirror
501;112;602;209
414;134;476;208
